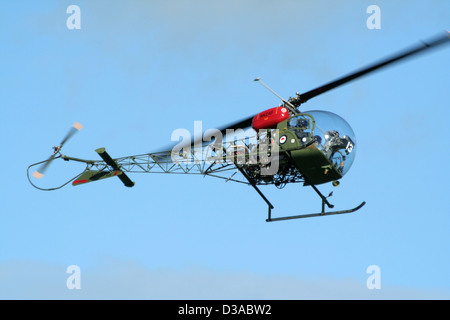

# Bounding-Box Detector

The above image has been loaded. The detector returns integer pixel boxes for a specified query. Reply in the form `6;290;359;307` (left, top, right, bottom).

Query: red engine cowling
252;106;290;130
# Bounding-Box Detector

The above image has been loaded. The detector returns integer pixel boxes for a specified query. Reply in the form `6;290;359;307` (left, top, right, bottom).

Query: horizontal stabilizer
95;147;135;187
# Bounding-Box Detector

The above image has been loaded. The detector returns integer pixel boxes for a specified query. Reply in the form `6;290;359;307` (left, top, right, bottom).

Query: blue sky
1;0;449;299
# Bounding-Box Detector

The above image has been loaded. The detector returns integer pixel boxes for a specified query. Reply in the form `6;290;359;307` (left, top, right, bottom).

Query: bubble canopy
290;110;357;177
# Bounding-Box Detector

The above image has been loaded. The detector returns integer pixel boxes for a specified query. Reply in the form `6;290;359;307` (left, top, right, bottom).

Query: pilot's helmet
298;119;309;129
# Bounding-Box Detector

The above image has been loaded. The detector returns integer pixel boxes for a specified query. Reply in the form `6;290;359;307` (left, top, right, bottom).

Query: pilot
323;130;354;166
323;130;345;159
289;117;310;145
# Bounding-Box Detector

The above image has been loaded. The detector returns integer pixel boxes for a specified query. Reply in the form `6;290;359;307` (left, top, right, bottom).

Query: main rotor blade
155;115;255;154
208;117;254;140
292;31;450;106
187;116;255;150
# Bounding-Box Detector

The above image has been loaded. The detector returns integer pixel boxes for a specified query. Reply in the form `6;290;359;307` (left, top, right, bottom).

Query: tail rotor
32;122;83;179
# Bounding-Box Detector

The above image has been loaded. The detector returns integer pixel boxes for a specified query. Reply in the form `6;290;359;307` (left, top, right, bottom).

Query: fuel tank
252;106;290;130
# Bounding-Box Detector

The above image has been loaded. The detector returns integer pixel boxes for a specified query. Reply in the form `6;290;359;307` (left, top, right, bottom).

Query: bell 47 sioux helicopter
28;32;450;222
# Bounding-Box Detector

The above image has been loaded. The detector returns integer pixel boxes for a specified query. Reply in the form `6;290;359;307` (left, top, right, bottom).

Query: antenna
254;77;298;114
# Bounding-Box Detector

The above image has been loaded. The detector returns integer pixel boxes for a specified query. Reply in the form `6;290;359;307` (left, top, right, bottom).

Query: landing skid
266;201;366;222
237;166;365;222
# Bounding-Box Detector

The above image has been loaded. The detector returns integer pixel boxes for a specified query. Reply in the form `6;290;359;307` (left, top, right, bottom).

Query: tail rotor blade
32;170;44;179
60;122;83;146
32;153;57;179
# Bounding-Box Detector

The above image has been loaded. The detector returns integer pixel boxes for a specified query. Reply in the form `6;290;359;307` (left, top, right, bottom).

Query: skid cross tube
309;182;334;211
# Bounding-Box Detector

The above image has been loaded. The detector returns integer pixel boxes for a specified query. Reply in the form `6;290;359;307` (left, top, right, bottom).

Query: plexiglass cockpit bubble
288;110;357;177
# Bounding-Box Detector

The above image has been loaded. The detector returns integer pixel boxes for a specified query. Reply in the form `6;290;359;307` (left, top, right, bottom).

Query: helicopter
28;32;450;222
